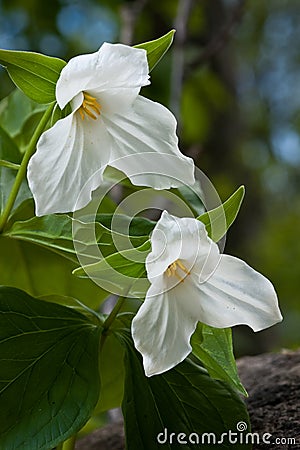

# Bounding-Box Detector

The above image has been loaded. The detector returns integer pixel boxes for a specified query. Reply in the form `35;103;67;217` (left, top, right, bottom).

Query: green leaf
0;49;66;103
6;198;35;227
191;324;247;396
94;213;155;255
4;212;152;264
0;125;31;215
73;241;151;297
198;185;245;242
0;88;46;140
0;235;108;310
135;30;175;71
118;329;250;450
50;101;72;128
98;213;155;237
4;214;107;264
3;210;151;303
0;286;101;450
176;182;205;216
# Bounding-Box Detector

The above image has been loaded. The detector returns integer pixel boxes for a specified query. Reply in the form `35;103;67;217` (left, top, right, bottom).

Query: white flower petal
146;211;182;281
133;212;282;376
56;43;150;110
146;211;219;282
104;96;195;189
132;284;198;376
193;254;283;331
27;113;112;216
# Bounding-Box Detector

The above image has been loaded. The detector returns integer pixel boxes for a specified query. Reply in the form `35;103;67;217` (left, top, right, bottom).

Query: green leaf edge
72;240;151;279
134;29;175;71
0;49;66;104
197;185;245;242
192;325;248;397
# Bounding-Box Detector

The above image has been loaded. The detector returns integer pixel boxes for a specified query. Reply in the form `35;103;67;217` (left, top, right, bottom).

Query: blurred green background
0;0;299;356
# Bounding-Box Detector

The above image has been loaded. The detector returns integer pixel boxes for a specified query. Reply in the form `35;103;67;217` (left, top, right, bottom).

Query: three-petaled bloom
132;211;282;377
27;43;195;216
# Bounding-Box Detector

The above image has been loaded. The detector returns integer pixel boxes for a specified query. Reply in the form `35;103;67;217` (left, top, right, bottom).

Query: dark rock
75;421;124;450
237;349;300;450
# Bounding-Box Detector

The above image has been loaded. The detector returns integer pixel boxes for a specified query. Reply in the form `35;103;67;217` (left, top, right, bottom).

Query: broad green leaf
95;213;154;254
73;241;151;297
198;185;245;242
0;49;66;103
0;88;46;140
39;293;100;323
98;213;155;237
4;212;153;264
0;125;31;216
4;214;107;264
191;324;247;396
135;30;175;71
0;286;101;450
118;329;250;450
73;213;153;261
0;235;108;310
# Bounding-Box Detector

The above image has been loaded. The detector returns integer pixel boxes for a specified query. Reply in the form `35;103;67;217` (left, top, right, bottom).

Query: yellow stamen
166;260;190;283
78;92;101;120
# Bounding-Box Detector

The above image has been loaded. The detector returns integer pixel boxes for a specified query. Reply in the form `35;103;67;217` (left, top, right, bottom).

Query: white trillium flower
27;43;195;216
132;211;282;377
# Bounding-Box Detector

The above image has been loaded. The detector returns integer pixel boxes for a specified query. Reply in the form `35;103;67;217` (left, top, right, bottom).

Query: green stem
0;102;55;233
61;434;77;450
0;159;20;170
103;296;126;333
100;296;126;351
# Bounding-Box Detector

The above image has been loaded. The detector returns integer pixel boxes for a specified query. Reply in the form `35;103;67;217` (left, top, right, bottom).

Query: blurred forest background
0;0;299;356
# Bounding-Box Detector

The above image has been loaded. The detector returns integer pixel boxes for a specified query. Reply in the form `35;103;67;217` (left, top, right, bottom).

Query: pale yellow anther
78;92;101;120
166;260;190;283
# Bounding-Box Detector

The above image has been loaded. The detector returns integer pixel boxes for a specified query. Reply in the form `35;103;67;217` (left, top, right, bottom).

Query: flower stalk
100;295;126;353
0;102;55;233
102;296;126;334
57;434;77;450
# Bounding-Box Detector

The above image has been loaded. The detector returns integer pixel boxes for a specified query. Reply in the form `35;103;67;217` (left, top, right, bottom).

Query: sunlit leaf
4;214;106;263
198;185;245;242
135;30;175;71
0;49;66;103
73;241;150;297
4;212;153;264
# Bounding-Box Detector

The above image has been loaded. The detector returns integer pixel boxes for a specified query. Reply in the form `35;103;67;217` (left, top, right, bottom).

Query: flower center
78;92;101;120
166;259;190;283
